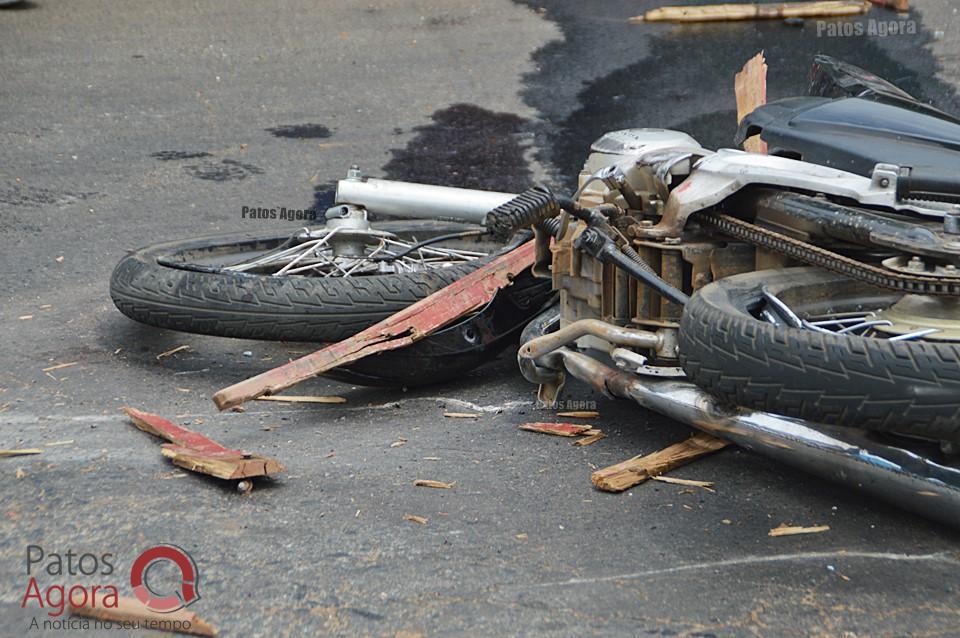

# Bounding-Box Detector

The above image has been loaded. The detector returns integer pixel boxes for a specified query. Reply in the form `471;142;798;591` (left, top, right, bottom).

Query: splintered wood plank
213;241;535;410
631;1;868;23
735;51;768;154
519;422;594;437
159;445;283;481
591;432;729;492
124;407;284;480
70;595;218;636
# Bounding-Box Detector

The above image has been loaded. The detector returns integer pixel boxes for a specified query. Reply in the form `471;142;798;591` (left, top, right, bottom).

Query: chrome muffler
519;318;960;529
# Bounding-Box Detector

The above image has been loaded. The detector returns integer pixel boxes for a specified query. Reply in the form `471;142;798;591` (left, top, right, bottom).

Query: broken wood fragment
768;523;830;537
556;410;599;418
630;1;868;23
735;52;768;154
444;412;480;419
414;479;455;489
212;241;535;410
868;0;909;11
520;422;593;437
124;407;284;481
403;513;428;525
572;431;606;447
70;595;218;636
0;449;42;457
156;345;190;360
41;361;78;373
254;395;347;404
591;432;729;492
651;475;716;491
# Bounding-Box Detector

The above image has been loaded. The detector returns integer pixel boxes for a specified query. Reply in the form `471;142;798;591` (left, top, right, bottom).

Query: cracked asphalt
1;1;959;636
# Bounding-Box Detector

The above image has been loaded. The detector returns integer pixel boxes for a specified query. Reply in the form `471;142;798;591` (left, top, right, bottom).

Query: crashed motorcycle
513;57;960;528
111;57;960;526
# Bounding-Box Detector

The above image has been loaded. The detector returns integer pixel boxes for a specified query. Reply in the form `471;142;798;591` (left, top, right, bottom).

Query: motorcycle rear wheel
679;268;960;442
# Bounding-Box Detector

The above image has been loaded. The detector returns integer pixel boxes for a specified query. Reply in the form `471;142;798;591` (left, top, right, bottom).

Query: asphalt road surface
2;1;959;636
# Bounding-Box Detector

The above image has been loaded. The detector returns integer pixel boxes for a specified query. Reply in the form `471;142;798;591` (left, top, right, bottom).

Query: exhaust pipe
519;318;960;529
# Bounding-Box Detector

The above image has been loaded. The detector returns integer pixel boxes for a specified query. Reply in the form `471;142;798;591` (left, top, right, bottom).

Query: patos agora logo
21;543;201;617
130;544;201;612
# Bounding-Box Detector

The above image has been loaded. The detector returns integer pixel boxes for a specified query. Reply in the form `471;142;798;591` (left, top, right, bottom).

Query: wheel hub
874;295;960;341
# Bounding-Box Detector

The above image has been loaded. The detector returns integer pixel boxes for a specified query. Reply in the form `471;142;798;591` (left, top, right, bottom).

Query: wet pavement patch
0;185;97;207
516;0;960;186
184;159;265;181
150;150;213;161
383;103;532;192
311;181;338;213
266;123;333;139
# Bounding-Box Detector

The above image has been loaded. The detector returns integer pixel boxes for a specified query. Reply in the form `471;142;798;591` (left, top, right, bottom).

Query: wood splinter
71;595;217;636
591;432;729;492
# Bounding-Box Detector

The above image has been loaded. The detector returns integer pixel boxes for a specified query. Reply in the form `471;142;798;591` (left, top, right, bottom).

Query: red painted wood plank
212;241;536;410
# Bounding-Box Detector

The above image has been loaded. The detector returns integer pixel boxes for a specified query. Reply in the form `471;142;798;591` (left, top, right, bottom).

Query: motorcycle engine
552;129;757;363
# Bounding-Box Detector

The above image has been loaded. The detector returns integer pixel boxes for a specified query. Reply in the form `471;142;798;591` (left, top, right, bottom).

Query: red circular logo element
129;544;200;612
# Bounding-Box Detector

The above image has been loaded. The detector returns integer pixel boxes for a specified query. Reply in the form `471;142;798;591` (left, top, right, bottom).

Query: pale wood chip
443;412;480;418
768;524;830;537
651;475;716;491
520;422;593;437
255;395;347;404
0;449;43;457
556;411;599;418
403;514;428;525
572;432;606;447
156;345;190;360
414;479;454;489
42;361;78;372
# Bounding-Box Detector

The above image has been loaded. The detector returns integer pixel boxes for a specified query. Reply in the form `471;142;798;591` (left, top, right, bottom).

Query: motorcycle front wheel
679;267;960;442
110;220;502;342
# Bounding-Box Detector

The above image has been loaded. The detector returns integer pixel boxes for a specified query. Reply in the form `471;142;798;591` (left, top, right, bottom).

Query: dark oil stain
0;185;97;208
150;150;212;161
516;0;960;187
183;159;265;182
266;123;332;139
383;103;532;192
311;181;338;213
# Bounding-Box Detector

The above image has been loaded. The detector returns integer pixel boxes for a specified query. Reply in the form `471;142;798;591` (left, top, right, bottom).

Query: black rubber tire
679;268;960;442
110;222;497;342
